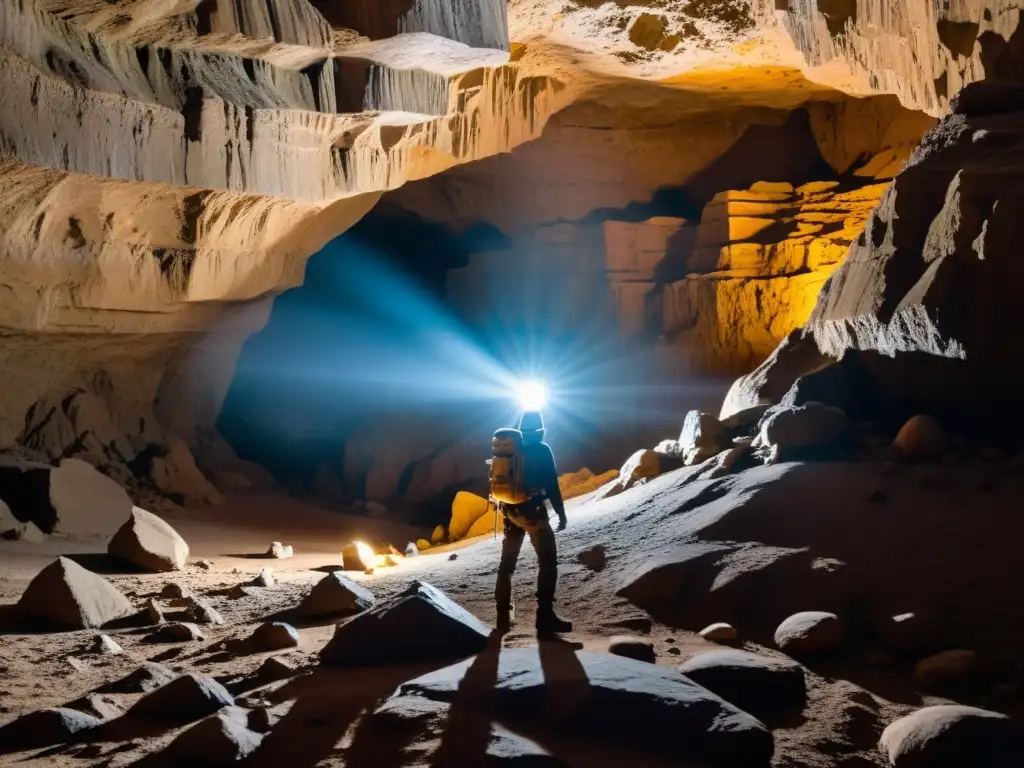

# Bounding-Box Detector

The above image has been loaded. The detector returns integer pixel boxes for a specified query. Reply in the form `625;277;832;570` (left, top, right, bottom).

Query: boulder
395;647;773;767
449;491;490;540
100;662;178;693
628;12;669;50
679;410;732;465
160;582;195;601
0;708;102;751
148;622;205;643
576;544;607;572
720;405;770;432
164;707;262;764
879;705;1024;767
0;499;45;542
465;505;499;538
250;622;300;651
404;542;419;557
700;623;739;644
679;650;807;716
257;656;297;681
563;469;619;500
600;449;674;498
266;542;293;559
893;415;948;461
108;507;189;572
0;457;134;535
129;674;233;719
654;439;681;456
915;649;979;691
430;525;445;544
67;693;122;720
249;568;276;587
774;611;845;655
416;538;431;551
558;468;594;492
247;707;275;734
93;634;123;655
185;598;224;625
608;635;656;663
293;571;375;619
147;436;225;507
753;403;851;461
143;598;165;625
320;581;490;667
18;556;134;629
694;442;754;480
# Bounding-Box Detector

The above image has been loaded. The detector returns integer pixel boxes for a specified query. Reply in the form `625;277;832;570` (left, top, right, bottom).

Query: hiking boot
536;611;573;637
496;605;516;634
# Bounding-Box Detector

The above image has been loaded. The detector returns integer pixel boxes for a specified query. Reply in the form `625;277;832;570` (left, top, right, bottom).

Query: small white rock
266;542;293;559
699;623;739;644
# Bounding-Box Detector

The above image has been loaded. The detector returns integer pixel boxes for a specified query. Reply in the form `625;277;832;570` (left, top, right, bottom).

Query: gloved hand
556;516;567;532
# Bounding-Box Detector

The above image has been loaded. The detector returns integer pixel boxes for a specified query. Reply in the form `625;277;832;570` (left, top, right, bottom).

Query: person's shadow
413;630;507;767
536;638;589;729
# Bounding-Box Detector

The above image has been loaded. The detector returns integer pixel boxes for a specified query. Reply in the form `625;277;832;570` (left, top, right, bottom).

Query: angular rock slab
680;650;807;716
397;647;773;767
107;507;189;572
293;571;375;619
0;707;102;751
18;556;134;629
164;706;262;764
320;581;490;667
880;705;1024;767
250;622;300;650
129;674;233;720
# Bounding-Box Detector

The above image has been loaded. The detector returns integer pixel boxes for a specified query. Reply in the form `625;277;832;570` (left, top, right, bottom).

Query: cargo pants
495;498;557;617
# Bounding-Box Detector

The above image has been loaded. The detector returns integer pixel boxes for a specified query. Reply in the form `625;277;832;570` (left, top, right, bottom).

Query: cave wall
0;0;574;505
3;0;1020;512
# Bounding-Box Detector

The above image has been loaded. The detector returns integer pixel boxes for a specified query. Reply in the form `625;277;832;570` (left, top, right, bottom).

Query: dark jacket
521;440;565;520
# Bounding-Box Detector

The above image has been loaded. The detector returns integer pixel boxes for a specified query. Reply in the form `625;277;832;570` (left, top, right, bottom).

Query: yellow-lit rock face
663;181;887;373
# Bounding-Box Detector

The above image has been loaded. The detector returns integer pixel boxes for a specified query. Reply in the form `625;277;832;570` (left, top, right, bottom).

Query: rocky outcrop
797;82;1024;433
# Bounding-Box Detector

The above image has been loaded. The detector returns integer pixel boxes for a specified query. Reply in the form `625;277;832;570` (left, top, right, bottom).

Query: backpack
489;428;532;505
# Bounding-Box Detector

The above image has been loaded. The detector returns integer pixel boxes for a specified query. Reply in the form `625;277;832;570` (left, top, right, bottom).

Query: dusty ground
2;458;1023;766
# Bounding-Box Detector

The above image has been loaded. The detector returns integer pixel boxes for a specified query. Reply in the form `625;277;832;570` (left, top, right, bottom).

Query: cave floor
5;458;1024;766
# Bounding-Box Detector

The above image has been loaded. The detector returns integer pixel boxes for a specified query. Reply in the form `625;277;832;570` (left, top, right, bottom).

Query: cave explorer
490;409;572;637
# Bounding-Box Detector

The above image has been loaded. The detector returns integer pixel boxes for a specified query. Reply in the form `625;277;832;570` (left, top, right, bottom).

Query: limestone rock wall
0;0;577;504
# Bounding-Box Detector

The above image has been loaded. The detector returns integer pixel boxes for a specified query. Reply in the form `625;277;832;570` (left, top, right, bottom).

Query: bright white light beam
515;379;548;410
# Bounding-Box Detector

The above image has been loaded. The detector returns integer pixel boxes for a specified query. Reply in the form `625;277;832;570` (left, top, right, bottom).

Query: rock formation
4;0;1024;501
